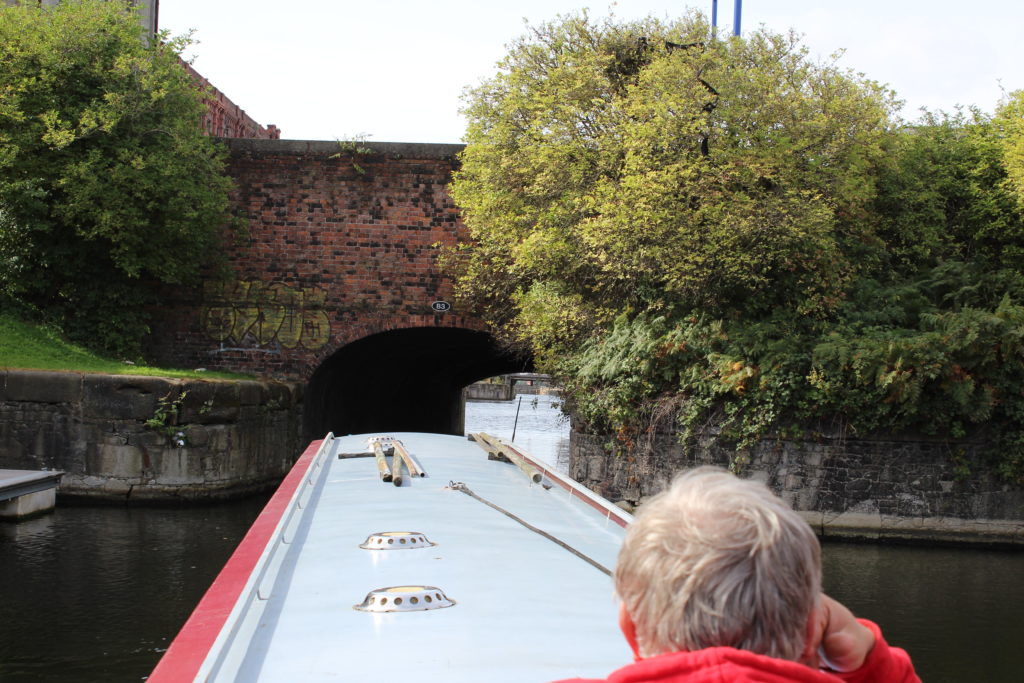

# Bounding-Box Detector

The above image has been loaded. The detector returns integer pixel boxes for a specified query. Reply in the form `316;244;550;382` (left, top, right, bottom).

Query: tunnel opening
303;327;533;440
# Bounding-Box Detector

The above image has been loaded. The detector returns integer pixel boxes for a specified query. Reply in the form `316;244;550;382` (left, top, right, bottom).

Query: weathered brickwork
146;140;483;379
181;60;281;139
570;422;1024;545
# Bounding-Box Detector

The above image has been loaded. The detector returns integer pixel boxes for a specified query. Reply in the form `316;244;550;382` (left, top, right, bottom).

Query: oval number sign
431;301;452;312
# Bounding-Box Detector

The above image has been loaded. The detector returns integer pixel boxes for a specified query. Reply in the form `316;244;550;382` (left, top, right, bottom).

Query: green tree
996;89;1024;206
449;12;1024;482
450;12;897;360
810;111;1024;482
873;109;1024;272
0;0;235;356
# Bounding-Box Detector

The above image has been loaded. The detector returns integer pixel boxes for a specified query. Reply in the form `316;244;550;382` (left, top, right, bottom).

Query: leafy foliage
449;11;1024;483
145;390;189;445
452;11;896;347
0;0;235;357
996;89;1024;207
873;109;1024;271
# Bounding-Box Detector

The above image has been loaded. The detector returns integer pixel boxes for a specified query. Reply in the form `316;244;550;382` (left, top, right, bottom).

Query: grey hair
614;466;821;660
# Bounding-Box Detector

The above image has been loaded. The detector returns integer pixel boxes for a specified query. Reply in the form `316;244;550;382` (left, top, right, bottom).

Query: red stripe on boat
147;439;325;682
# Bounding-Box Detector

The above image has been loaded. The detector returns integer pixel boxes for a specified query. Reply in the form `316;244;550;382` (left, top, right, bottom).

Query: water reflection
0;498;268;682
823;543;1024;683
464;393;570;471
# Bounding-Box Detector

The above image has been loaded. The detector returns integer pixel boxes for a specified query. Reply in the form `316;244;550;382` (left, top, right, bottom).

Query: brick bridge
147;140;531;439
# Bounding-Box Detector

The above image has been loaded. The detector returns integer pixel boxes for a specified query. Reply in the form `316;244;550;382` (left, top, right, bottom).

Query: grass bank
0;312;248;380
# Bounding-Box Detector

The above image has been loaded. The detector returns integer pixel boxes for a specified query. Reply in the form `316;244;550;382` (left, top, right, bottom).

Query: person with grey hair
553;467;919;682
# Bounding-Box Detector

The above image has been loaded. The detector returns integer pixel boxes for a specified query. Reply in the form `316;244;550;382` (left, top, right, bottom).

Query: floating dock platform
0;469;63;520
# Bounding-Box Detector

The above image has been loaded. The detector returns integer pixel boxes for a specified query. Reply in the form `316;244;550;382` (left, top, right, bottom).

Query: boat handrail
473;432;633;529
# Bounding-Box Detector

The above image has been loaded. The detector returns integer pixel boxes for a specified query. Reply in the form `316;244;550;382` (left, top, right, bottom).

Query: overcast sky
156;1;1024;143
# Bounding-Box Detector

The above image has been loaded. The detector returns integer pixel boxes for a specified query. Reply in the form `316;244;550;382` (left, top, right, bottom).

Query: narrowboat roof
150;432;633;682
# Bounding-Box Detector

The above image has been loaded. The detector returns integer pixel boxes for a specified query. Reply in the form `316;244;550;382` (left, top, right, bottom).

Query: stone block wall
570;423;1024;546
0;370;304;502
464;382;514;401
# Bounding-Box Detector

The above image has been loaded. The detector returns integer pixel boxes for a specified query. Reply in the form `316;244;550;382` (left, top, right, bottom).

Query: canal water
464;393;572;472
0;393;1020;681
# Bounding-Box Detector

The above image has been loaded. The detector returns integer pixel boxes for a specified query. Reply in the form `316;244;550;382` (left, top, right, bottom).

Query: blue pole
712;0;718;36
733;0;742;36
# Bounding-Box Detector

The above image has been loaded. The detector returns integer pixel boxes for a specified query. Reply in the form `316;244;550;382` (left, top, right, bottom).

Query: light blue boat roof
196;432;632;682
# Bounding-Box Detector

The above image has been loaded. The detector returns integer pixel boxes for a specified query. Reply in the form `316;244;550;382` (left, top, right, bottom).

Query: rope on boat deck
445;481;612;577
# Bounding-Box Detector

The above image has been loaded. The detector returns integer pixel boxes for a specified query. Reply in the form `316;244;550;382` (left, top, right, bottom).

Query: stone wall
0;370;304;502
570;424;1024;546
464;382;514;401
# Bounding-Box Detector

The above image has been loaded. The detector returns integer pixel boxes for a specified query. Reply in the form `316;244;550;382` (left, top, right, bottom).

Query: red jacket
553;621;920;683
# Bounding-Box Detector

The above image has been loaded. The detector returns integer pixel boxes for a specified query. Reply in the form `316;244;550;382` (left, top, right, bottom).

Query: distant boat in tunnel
303;327;533;439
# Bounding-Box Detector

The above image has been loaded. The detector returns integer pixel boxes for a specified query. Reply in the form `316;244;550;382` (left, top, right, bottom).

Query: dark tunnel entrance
303;327;533;439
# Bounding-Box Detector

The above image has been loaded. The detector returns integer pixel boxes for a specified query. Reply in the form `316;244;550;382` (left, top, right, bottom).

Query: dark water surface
1;396;1020;681
0;496;269;682
822;543;1024;682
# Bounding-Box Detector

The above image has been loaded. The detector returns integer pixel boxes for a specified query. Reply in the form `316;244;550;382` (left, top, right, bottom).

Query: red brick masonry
147;140;480;379
181;59;280;139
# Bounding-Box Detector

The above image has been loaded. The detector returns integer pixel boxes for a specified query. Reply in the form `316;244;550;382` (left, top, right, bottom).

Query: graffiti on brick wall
202;281;331;351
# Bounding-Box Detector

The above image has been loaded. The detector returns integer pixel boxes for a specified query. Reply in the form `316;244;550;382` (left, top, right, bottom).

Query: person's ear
618;602;642;661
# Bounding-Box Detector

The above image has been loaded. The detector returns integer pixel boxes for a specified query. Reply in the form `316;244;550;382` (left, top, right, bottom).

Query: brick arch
144;139;508;390
306;312;490;382
304;326;532;438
